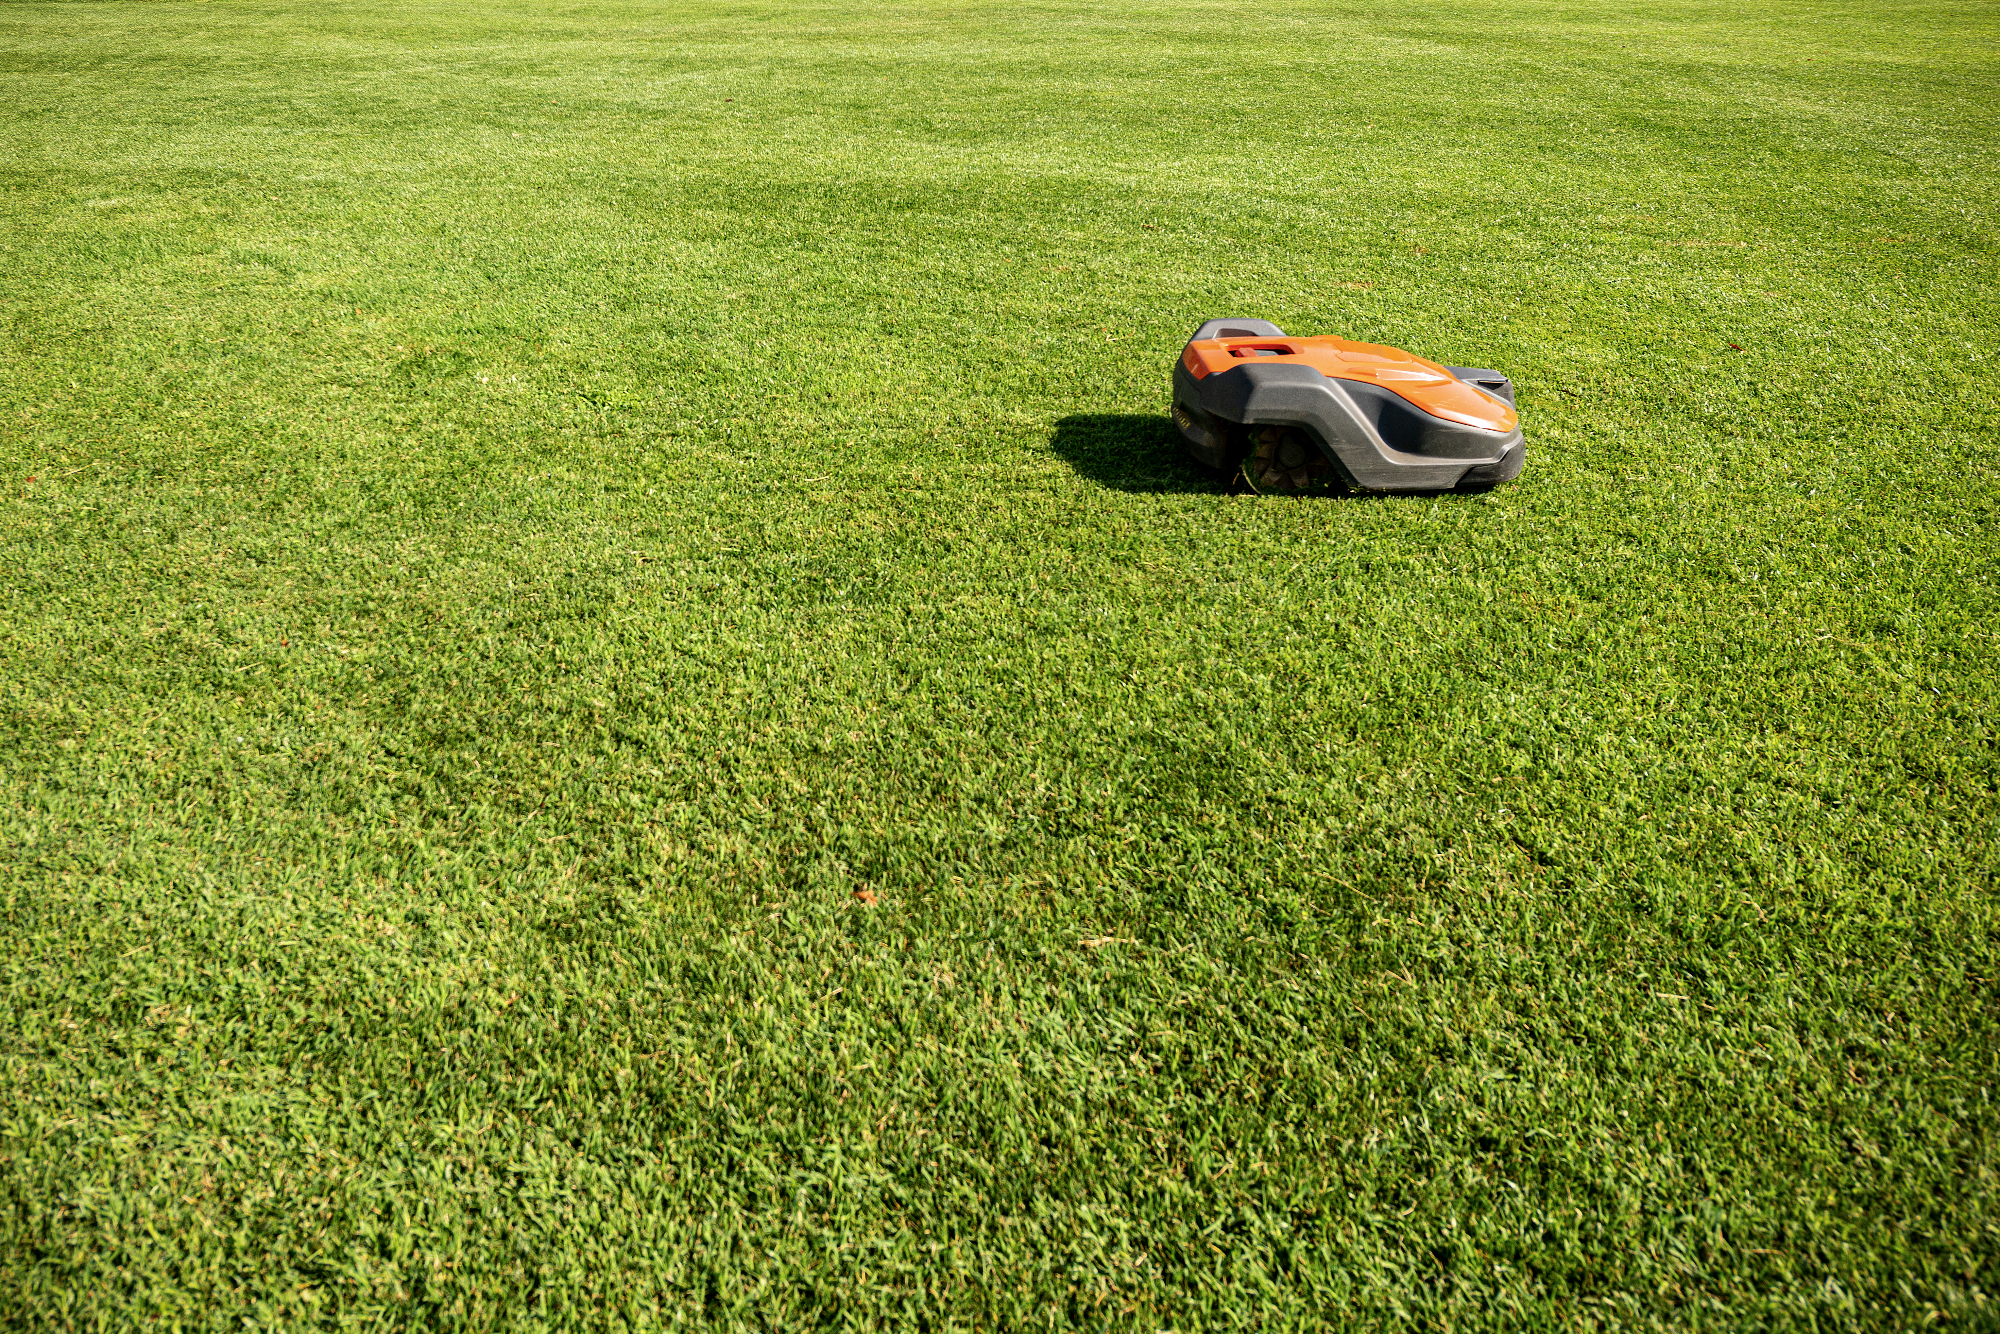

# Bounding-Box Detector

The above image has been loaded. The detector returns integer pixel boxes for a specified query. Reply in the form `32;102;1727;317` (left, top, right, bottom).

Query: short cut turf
2;0;1997;1327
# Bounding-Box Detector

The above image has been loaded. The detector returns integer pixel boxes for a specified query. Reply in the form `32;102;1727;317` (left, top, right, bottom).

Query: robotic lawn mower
1171;318;1524;493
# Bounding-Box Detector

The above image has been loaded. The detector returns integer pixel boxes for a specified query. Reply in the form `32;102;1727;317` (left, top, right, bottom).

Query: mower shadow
1047;413;1225;494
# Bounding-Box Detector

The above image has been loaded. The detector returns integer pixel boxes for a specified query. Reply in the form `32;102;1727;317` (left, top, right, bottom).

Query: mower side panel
1339;380;1518;461
1182;361;1515;491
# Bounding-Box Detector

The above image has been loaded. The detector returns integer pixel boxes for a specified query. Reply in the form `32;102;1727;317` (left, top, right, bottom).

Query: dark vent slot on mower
1230;346;1292;358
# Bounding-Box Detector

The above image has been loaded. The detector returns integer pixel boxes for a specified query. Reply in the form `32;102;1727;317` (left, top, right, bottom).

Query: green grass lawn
3;0;1997;1326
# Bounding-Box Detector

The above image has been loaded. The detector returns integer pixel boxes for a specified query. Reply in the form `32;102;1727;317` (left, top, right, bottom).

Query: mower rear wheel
1240;426;1342;494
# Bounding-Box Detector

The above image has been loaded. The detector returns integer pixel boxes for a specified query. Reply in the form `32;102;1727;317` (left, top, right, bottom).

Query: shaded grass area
2;0;1998;1327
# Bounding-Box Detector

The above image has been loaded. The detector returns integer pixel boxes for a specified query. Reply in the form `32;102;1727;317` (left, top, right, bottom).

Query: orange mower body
1170;318;1524;492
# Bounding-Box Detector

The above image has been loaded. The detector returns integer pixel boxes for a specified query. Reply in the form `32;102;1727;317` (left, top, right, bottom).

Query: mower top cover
1170;318;1525;492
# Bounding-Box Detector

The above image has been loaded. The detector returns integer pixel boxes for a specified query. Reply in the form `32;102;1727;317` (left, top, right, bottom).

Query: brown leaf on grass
1339;281;1375;290
853;889;878;905
1079;936;1135;947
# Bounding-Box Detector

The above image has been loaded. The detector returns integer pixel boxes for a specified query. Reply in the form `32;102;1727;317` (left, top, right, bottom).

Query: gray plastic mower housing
1171;319;1524;492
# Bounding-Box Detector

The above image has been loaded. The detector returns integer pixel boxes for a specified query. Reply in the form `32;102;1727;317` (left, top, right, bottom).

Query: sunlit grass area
2;0;1997;1326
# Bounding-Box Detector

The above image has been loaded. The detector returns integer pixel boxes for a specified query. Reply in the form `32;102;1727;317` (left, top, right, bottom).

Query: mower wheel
1242;426;1342;493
